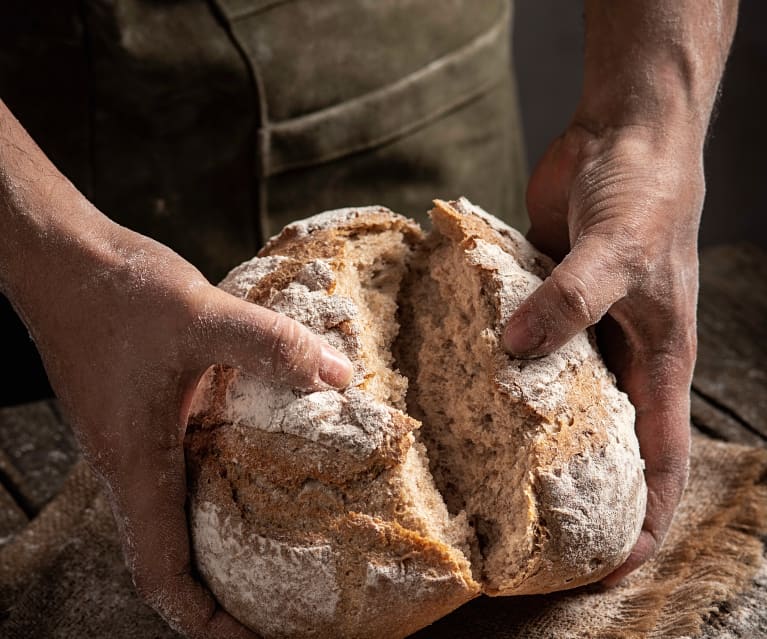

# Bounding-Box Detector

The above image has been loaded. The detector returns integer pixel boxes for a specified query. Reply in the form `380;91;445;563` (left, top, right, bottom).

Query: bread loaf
185;198;647;639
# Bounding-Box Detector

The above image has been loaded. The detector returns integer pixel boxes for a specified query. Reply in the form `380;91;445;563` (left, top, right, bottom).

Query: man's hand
503;0;739;585
503;122;700;585
35;225;352;638
0;100;352;638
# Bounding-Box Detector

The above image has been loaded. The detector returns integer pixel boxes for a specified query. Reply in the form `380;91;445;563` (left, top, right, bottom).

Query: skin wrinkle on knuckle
638;421;691;482
644;490;686;543
636;328;698;376
268;314;316;384
639;528;662;556
574;145;652;201
645;443;691;479
577;166;639;209
571;132;700;237
643;464;688;526
548;269;602;326
575;193;654;251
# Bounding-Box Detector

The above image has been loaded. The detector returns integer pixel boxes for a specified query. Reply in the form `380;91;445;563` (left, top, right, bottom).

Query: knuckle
269;315;318;384
549;270;600;325
649;451;690;487
637;320;697;377
644;444;690;509
639;528;662;562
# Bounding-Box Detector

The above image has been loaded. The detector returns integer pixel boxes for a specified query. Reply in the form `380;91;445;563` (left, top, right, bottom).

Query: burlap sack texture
0;420;765;638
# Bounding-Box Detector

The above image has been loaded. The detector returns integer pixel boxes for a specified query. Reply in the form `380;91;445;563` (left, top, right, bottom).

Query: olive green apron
209;0;527;243
1;0;526;283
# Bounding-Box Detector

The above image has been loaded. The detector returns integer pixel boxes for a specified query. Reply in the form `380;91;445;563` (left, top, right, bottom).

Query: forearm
513;0;739;585
0;100;113;322
577;0;739;137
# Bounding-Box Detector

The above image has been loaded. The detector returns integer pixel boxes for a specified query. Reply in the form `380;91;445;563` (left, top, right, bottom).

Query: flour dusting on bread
192;501;341;638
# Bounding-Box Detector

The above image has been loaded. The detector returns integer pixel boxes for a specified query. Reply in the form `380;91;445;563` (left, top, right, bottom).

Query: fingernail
318;345;354;388
503;313;546;357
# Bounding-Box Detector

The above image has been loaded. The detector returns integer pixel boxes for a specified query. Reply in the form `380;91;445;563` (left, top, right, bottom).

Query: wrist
576;0;736;144
0;178;115;326
575;61;711;144
0;102;120;321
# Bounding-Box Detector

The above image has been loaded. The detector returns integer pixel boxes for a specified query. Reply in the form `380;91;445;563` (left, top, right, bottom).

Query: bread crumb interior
395;229;542;589
298;223;539;587
332;231;477;564
333;231;410;409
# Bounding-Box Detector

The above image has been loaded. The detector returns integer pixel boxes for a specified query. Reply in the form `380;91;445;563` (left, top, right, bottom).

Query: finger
604;394;691;586
112;442;259;639
503;235;629;357
197;289;353;390
602;409;690;587
600;323;693;586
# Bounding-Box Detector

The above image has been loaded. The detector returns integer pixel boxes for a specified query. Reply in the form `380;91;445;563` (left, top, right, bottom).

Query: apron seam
207;0;270;248
268;4;508;133
226;0;296;21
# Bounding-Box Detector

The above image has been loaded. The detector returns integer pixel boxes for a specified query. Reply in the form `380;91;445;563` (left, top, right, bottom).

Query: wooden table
0;243;764;637
690;244;767;447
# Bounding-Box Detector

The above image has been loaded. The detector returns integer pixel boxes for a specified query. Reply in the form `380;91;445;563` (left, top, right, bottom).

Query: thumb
198;289;353;390
503;235;629;357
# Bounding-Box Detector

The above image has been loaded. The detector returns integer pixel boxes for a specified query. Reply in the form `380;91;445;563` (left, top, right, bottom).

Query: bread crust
185;200;646;637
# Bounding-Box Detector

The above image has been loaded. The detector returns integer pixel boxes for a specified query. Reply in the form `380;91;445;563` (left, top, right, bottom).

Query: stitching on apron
260;1;511;175
208;0;271;245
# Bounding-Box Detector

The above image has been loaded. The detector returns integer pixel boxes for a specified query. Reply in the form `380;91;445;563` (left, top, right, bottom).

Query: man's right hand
0;100;353;639
36;222;352;639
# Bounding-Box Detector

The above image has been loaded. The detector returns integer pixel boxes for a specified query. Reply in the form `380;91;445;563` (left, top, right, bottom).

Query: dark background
2;0;766;407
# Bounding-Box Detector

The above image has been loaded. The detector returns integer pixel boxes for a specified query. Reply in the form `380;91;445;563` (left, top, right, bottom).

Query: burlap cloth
1;429;766;638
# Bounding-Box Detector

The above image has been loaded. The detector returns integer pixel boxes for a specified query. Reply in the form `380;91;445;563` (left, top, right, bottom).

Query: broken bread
185;198;647;639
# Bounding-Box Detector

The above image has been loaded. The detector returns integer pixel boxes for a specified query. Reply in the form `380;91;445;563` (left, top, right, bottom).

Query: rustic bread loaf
185;198;647;639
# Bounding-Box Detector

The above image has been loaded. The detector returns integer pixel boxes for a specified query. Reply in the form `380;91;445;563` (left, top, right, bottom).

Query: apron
1;0;526;283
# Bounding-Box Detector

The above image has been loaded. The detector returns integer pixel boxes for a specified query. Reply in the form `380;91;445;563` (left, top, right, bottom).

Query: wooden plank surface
692;243;767;444
688;243;767;638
